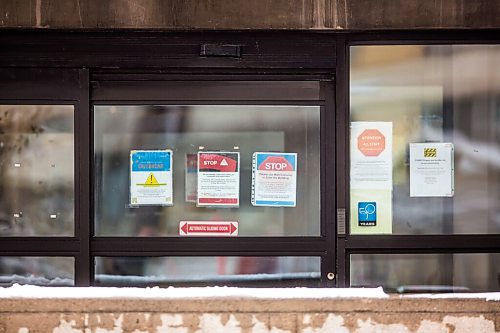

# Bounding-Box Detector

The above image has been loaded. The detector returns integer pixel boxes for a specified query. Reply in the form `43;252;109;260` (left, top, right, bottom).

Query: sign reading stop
358;129;385;156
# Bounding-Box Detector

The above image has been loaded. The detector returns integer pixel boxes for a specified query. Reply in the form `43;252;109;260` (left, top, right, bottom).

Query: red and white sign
179;221;238;236
258;155;294;171
358;129;386;156
198;153;238;172
197;151;240;207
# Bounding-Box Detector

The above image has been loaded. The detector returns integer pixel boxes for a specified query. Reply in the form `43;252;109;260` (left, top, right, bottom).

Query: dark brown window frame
0;29;498;288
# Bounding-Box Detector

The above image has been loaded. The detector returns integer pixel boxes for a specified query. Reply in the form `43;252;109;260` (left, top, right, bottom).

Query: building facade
0;1;499;292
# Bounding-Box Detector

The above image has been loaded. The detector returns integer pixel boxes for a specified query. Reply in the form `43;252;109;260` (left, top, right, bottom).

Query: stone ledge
0;287;498;332
0;297;499;314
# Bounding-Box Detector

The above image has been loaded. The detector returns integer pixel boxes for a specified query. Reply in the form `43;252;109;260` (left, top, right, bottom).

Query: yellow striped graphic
424;148;437;158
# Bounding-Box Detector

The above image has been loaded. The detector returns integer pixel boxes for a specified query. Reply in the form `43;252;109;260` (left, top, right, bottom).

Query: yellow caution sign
137;173;166;186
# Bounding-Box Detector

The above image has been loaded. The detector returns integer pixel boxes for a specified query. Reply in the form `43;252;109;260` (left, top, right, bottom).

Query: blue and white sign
130;149;173;206
358;202;376;226
252;152;297;207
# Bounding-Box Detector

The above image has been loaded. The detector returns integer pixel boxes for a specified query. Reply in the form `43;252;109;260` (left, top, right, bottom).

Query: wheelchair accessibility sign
358;202;376;226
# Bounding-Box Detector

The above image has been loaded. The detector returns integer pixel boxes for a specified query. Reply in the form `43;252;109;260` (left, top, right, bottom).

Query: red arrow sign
179;221;238;237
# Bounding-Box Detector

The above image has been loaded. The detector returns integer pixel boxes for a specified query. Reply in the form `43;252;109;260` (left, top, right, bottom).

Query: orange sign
358;129;385;156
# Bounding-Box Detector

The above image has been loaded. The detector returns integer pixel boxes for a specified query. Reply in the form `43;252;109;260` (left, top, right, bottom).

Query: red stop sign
358;129;385;156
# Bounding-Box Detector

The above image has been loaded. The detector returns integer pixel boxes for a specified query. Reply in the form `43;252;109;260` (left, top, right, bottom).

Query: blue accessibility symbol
358;202;376;226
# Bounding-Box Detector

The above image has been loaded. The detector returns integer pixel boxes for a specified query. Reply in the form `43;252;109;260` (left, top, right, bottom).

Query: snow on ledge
1;285;499;301
0;284;388;299
402;292;500;301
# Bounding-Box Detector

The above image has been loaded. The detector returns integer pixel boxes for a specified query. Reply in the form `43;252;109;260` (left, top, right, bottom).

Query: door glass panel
95;256;320;287
0;105;74;236
350;45;500;234
351;253;500;292
0;256;74;286
94;105;320;237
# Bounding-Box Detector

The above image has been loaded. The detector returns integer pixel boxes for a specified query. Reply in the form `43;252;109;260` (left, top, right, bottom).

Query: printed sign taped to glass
130;149;173;206
252;152;297;207
197;151;240;207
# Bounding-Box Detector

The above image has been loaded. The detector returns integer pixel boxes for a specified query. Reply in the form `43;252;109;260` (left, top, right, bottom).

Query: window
90;80;334;287
0;31;498;291
0;68;88;286
345;43;500;291
95;256;320;287
350;45;500;235
94;104;321;237
351;253;500;292
0;105;74;237
0;257;74;286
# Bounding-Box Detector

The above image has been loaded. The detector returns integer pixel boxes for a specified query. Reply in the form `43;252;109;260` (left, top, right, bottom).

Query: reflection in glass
351;253;500;293
0;256;74;286
95;256;320;287
94;105;320;237
350;45;500;234
0;105;74;236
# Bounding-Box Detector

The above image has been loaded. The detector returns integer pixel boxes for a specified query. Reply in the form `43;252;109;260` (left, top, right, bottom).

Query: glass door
91;79;336;287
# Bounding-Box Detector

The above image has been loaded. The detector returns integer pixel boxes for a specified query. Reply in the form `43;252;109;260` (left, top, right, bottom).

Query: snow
402;293;500;301
0;284;498;301
0;274;73;287
0;284;388;299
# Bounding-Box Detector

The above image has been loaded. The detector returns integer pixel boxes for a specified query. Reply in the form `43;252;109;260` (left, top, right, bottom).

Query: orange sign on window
357;129;385;156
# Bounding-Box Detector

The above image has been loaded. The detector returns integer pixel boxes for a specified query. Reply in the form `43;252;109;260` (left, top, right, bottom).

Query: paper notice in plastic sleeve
252;152;297;207
197;151;240;207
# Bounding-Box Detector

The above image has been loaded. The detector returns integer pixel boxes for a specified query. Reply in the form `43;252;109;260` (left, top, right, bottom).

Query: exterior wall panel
1;0;499;30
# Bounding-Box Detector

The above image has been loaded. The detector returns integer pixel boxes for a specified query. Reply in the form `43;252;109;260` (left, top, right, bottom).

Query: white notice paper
350;122;393;190
410;143;454;197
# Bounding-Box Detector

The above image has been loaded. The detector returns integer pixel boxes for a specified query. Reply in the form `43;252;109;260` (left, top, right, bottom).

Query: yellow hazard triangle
146;173;159;185
138;173;166;186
